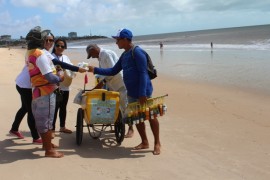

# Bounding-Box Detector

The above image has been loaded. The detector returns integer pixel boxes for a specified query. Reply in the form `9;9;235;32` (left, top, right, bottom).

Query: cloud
171;0;270;12
0;11;41;37
8;0;270;25
10;0;81;13
50;0;178;35
2;0;270;37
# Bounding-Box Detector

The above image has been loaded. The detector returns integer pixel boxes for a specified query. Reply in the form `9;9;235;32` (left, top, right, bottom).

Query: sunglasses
55;44;65;49
45;39;54;43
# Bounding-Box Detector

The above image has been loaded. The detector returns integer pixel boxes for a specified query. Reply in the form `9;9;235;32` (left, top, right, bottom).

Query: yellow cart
76;89;125;145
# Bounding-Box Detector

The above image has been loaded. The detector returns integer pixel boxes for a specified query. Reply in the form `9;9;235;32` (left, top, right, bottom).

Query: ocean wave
69;42;270;51
68;25;270;51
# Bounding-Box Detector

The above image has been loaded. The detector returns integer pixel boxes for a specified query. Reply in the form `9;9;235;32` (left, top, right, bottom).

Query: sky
0;0;270;39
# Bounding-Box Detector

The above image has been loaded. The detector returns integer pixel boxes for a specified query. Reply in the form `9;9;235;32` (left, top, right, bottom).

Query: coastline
1;47;270;180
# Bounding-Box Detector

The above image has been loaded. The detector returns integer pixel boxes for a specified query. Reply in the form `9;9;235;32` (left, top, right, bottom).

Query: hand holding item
77;62;89;71
139;96;147;105
94;81;104;89
57;70;65;82
55;65;63;72
88;66;95;73
78;67;87;73
55;65;64;82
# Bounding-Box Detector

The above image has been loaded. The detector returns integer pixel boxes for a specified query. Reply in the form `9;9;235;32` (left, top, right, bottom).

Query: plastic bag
73;89;83;105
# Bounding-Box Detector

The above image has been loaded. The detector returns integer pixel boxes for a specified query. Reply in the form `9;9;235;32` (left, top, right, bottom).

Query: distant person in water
211;42;213;49
159;42;163;49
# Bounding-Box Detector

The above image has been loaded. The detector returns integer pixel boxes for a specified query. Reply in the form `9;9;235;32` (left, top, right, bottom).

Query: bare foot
45;150;64;158
51;143;59;148
153;144;161;155
51;131;55;139
124;129;134;138
133;143;149;150
42;143;59;150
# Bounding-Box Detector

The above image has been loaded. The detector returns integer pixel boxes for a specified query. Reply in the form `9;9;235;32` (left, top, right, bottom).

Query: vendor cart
76;89;125;145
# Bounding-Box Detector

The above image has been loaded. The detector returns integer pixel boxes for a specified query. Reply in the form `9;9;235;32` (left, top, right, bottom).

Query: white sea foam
69;42;270;51
66;25;270;94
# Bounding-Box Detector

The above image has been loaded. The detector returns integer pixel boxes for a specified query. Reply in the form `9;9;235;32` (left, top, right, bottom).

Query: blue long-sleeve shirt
52;59;79;72
94;46;153;99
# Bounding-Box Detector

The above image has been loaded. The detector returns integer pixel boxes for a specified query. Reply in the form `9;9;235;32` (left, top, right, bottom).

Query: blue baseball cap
112;28;133;40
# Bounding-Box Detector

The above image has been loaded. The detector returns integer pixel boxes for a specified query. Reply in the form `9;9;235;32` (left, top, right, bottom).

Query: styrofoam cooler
81;89;120;125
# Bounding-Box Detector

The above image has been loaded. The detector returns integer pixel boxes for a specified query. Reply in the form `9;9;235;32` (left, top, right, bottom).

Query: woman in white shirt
51;38;73;134
10;34;86;142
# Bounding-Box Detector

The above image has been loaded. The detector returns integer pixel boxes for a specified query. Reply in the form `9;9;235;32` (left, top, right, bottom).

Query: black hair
52;38;67;54
26;27;43;50
26;27;53;50
45;32;55;40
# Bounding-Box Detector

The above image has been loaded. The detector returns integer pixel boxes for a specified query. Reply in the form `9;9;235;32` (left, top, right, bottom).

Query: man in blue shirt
88;28;161;155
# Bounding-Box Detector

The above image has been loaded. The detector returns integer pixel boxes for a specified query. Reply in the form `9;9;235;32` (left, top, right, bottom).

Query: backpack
132;46;157;80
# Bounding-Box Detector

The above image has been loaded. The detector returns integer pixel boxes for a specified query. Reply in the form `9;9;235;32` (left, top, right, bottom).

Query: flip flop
60;128;72;134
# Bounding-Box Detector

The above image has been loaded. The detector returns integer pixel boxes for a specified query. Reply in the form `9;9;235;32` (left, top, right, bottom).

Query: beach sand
1;47;270;180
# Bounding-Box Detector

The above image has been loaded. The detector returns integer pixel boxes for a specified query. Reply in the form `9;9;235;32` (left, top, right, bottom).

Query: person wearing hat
86;44;128;127
26;26;64;158
88;28;161;155
9;31;87;143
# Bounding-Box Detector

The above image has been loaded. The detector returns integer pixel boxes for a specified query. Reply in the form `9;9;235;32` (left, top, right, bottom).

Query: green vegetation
0;40;26;48
62;35;108;41
0;35;108;48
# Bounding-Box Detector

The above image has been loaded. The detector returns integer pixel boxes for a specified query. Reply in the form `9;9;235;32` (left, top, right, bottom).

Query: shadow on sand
1;130;147;164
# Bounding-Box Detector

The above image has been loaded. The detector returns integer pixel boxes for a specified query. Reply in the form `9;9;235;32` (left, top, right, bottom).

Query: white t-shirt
15;65;31;89
36;53;54;75
16;49;54;89
52;53;73;91
43;49;55;60
97;48;127;114
98;48;125;92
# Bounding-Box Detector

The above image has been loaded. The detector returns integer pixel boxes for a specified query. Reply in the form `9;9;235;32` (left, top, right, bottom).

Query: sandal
60;127;72;134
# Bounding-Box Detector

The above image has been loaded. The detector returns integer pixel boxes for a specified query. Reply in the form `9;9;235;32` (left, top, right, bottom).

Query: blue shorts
127;96;151;104
32;93;56;133
127;96;139;104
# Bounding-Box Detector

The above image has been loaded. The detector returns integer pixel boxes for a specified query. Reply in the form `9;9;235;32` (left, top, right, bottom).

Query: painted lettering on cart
90;99;117;124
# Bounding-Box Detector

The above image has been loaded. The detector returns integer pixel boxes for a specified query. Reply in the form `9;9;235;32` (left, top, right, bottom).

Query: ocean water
65;24;270;95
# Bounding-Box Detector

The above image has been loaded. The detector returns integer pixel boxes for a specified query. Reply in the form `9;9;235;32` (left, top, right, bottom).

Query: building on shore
68;32;77;38
0;35;11;41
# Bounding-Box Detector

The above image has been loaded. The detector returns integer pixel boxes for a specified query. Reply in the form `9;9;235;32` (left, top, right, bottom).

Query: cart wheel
115;111;125;144
89;124;102;139
76;108;84;146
